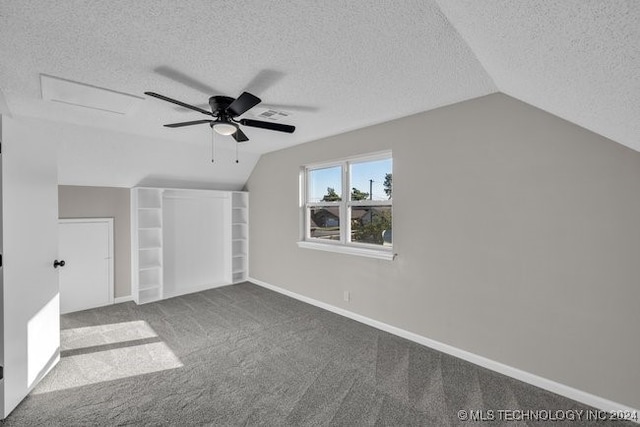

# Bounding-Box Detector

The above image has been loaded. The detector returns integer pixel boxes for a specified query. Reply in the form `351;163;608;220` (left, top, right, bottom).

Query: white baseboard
249;277;639;419
114;295;134;304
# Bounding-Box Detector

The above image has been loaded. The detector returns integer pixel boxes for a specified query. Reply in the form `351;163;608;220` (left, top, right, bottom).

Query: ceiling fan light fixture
212;122;237;136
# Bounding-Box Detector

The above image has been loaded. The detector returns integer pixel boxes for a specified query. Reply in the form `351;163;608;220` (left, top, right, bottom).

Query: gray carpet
2;282;633;426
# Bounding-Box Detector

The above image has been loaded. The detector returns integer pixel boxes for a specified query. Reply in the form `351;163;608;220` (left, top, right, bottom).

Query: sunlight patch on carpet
32;321;182;394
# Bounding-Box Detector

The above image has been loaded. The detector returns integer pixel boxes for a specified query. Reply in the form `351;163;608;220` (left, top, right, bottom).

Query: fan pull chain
211;128;215;163
235;142;239;163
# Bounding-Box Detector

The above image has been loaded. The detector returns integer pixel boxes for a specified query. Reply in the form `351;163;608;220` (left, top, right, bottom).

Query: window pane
350;158;392;201
350;206;392;246
308;166;342;202
309;207;341;241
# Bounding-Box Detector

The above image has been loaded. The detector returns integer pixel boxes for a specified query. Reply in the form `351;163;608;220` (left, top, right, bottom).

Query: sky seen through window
308;158;392;202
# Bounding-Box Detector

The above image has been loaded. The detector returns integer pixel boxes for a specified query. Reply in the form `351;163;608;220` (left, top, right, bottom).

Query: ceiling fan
144;91;295;143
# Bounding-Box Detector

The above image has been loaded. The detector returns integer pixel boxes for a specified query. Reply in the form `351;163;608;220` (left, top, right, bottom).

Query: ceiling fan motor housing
209;96;235;115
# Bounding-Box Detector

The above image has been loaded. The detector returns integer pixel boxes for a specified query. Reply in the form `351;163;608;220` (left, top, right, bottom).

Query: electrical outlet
343;291;350;302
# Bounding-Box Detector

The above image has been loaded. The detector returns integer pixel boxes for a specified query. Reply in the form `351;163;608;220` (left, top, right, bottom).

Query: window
299;152;393;260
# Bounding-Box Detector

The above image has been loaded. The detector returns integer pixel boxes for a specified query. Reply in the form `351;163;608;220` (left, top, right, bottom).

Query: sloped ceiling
436;0;640;152
0;1;637;188
0;0;494;149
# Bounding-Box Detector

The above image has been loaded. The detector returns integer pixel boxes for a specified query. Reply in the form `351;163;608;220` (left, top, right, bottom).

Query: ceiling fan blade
232;128;249;142
240;118;295;133
227;92;261;117
176;103;209;110
164;119;213;128
153;66;220;95
261;103;319;113
244;69;285;95
145;92;213;116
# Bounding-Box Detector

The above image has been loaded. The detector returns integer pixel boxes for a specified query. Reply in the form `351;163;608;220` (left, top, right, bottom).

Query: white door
1;116;60;418
58;219;114;314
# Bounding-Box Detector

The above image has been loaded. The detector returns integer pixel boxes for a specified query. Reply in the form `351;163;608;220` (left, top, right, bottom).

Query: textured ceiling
0;1;637;189
0;0;494;157
436;0;640;152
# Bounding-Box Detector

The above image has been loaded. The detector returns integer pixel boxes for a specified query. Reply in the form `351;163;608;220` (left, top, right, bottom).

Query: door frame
58;218;115;309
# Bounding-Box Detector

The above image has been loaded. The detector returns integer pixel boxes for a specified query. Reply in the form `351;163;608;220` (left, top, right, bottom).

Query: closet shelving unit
131;187;249;304
131;188;164;304
231;192;249;284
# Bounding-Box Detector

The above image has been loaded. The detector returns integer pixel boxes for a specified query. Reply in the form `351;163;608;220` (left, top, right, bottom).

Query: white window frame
297;151;393;260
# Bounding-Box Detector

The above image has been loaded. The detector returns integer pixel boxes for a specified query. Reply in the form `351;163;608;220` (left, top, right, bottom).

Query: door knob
53;259;66;268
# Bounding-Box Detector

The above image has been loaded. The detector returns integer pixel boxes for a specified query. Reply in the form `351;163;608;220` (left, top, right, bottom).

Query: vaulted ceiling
0;1;637;187
436;0;640;152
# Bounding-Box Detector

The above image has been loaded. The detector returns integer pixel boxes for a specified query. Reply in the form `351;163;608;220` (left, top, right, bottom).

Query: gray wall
58;186;131;298
246;93;640;409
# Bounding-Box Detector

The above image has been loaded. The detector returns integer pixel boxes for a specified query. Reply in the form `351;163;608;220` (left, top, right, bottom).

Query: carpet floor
2;282;632;426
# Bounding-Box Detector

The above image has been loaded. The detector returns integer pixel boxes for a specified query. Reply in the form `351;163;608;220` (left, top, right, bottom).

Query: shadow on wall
136;175;242;191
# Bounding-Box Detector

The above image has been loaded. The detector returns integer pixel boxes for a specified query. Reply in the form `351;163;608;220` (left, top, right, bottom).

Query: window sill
297;240;395;260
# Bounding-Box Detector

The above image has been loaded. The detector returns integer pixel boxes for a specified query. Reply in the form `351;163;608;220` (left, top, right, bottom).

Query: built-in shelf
138;210;162;228
139;264;162;271
132;187;249;302
232;207;248;225
137;189;162;209
132;188;165;304
231;192;249;284
139;287;162;304
139;268;160;289
232;200;248;209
